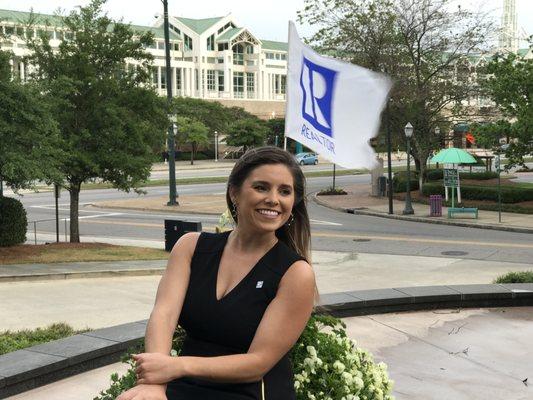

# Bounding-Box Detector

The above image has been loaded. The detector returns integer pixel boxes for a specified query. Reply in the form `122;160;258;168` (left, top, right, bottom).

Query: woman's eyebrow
251;180;293;189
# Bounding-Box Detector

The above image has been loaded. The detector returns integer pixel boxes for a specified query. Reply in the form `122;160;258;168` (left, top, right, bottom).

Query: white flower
333;360;346;373
307;345;317;357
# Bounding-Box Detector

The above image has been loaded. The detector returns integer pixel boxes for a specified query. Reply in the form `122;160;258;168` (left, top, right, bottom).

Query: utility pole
162;0;178;205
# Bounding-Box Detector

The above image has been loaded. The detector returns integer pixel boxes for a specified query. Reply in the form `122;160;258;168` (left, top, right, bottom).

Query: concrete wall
206;99;286;119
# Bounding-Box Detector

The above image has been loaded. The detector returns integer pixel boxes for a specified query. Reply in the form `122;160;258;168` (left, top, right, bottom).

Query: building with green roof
0;8;290;118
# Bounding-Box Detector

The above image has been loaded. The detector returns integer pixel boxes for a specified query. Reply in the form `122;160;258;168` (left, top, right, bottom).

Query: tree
172;97;233;135
299;0;493;193
481;51;532;169
25;0;168;242
471;120;513;149
225;118;269;151
175;117;210;165
266;118;285;147
0;50;61;197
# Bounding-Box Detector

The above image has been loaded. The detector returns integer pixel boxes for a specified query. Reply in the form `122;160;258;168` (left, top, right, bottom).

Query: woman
118;146;316;400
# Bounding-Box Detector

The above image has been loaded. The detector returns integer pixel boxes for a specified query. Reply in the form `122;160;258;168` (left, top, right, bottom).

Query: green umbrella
430;147;477;164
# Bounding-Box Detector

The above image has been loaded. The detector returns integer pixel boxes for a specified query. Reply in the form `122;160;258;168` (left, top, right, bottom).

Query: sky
0;0;531;45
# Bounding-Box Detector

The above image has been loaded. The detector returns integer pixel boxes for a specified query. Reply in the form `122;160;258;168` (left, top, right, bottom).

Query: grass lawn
0;323;90;355
0;242;168;265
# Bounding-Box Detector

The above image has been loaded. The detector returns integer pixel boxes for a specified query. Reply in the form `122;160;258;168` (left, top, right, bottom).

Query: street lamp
434;126;441;168
403;122;414;215
214;131;218;162
162;0;178;206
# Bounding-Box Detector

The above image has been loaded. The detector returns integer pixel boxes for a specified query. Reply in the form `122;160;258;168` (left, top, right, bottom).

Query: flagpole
332;164;336;190
386;99;393;214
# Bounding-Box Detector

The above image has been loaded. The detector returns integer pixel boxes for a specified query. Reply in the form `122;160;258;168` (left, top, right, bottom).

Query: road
15;173;533;264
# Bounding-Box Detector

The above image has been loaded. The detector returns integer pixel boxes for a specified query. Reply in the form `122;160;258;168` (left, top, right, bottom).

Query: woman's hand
133;353;184;385
116;383;166;400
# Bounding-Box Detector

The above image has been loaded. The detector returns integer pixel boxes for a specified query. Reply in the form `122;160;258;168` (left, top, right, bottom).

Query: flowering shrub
291;314;394;400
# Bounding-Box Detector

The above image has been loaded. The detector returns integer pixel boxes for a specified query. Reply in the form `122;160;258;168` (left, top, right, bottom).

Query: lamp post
434;126;441;168
162;0;178;205
403;122;414;215
214;131;218;162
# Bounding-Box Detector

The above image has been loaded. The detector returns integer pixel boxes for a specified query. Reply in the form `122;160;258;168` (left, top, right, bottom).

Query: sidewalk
314;183;533;234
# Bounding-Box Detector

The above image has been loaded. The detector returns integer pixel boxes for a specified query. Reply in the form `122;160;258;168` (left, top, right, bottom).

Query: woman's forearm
144;309;176;355
177;353;266;383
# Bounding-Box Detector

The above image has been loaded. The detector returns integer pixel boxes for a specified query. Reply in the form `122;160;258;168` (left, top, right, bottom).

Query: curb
1;283;532;398
0;268;165;283
313;194;533;234
87;203;222;216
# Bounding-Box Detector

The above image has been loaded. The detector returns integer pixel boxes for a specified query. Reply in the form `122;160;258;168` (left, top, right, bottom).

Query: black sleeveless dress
166;230;305;400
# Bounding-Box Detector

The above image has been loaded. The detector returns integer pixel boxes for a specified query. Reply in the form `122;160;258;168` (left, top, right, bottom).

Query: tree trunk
190;142;195;165
418;155;428;195
69;182;81;243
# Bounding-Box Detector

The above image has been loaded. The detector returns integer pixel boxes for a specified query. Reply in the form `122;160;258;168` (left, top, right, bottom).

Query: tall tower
499;0;518;53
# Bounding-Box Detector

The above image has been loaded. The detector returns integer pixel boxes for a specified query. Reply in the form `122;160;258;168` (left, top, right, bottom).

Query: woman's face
232;163;296;233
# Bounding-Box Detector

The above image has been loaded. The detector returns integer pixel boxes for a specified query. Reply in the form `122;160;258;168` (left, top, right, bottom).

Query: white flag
284;22;391;169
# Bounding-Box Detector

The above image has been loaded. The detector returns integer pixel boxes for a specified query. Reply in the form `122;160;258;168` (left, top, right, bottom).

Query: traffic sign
443;168;459;187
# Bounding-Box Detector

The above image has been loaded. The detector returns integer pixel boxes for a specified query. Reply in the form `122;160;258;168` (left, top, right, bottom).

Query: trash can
429;195;442;217
377;176;387;197
164;220;202;252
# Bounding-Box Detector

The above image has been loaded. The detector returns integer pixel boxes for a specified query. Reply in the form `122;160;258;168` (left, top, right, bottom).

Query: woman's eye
255;185;266;191
281;189;292;196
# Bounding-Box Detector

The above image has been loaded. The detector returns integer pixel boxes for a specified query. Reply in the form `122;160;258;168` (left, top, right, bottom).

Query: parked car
295;152;318;165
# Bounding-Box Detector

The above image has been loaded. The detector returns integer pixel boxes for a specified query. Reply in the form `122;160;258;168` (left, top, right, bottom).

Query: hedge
426;169;498;181
422;182;533;203
0;196;27;246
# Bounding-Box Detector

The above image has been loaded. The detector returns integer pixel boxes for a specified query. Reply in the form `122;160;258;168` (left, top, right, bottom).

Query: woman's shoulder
264;239;308;277
191;230;231;254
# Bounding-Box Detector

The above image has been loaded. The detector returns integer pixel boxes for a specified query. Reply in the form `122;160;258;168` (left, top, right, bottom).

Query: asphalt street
15;173;533;264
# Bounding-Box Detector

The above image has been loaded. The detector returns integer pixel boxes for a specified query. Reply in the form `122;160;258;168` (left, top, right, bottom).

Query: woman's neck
228;226;278;253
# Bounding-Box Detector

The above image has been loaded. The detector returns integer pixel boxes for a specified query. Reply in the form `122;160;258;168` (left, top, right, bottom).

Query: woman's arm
117;232;199;400
135;259;316;384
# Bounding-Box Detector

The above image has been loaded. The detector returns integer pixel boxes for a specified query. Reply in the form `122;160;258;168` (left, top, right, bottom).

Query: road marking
312;231;533;249
310;219;342;226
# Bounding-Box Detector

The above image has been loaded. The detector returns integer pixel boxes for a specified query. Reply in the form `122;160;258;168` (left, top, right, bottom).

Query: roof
174;16;224;34
0;8;179;40
261;40;288;52
217;27;242;41
0;8;65;27
130;24;180;40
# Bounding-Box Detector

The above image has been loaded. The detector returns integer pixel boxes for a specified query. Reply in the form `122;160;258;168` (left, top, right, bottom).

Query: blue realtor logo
300;57;338;137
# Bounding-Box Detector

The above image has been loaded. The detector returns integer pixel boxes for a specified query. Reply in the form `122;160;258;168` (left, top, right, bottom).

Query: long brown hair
226;146;311;262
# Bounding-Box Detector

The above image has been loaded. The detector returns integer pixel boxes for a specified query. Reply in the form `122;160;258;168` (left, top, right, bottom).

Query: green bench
448;207;478;219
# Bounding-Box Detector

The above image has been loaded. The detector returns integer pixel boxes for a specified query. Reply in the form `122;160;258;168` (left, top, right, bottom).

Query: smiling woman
118;147;316;400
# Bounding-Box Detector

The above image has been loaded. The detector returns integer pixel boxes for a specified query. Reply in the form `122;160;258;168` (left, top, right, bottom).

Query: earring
286;213;294;227
232;202;238;217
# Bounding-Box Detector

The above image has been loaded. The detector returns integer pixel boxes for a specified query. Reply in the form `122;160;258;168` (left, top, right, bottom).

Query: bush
94;316;394;400
392;176;419;193
317;187;348;196
426;169;498;181
0;323;88;355
494;271;533;284
426;169;443;181
422;183;533;203
0;196;27;246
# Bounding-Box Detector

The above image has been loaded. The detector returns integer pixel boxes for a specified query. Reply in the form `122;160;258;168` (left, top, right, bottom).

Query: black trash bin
164;220;202;252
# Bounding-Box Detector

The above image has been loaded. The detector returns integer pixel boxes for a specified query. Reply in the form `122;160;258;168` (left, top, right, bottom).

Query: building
0;9;288;119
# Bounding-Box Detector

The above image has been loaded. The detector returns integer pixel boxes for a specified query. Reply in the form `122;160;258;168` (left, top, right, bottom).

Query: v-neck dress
166;230;306;400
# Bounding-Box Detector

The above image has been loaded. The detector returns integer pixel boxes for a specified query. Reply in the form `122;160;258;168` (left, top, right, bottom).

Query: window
217;22;236;34
207;34;215;51
246;45;254;54
5;26;14;35
233;44;244;65
152;67;159;86
207;70;216;91
157;41;165;50
195;69;199;91
281;75;286;94
184;34;193;51
265;52;275;60
169;24;181;36
160;67;167;89
16;27;24;37
218;42;229;51
233;72;244;98
281;54;286;60
218;71;224;92
275;53;281;60
173;42;180;51
246;72;254;98
176;68;182;90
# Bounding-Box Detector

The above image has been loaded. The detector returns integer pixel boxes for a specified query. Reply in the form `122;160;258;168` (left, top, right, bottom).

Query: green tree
266;118;285;147
481;51;532;168
175;117;210;165
172;97;233;135
226;118;269;151
0;50;61;197
25;0;168;242
471;120;513;150
299;0;493;193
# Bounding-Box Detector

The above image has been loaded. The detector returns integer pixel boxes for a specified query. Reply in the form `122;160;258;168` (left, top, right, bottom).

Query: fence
27;218;69;244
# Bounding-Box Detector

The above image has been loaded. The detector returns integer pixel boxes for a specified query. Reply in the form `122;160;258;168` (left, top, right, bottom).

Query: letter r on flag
300;57;337;137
